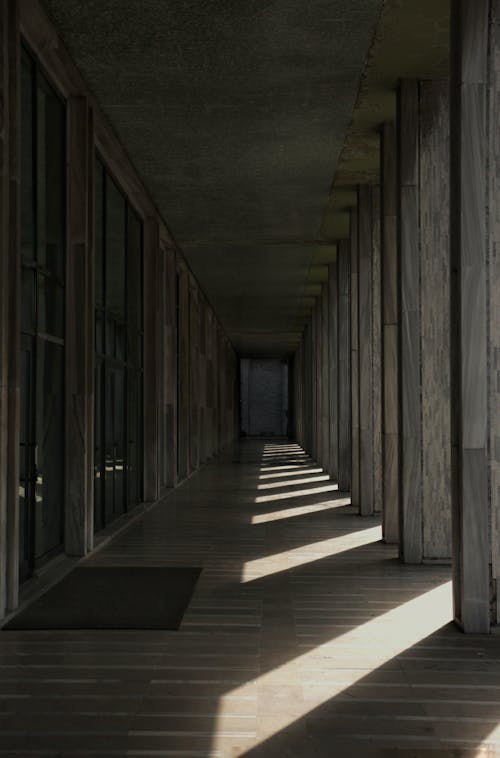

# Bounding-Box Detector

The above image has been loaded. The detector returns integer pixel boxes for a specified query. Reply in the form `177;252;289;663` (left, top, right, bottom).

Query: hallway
2;440;500;756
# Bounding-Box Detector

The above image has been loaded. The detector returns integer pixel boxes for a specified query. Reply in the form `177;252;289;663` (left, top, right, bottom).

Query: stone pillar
177;264;189;477
420;80;452;562
311;304;317;461
398;80;422;562
358;186;374;516
381;122;399;544
143;217;160;503
5;0;20;612
398;80;452;565
328;262;338;480
450;0;500;632
321;282;330;472
372;187;383;516
164;244;177;487
189;276;199;471
0;0;18;616
304;319;313;453
315;298;322;464
65;96;93;555
350;208;360;509
337;240;351;492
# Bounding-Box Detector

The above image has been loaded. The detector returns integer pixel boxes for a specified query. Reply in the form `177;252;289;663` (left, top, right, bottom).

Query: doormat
2;566;202;630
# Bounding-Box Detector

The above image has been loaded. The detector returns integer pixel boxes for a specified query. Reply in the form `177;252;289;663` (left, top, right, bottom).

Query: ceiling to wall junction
42;0;449;357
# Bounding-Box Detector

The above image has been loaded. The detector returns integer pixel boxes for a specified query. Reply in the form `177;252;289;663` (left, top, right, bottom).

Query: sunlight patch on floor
214;581;454;751
255;483;339;503
258;468;324;480
256;474;331;490
251;499;350;524
240;525;382;581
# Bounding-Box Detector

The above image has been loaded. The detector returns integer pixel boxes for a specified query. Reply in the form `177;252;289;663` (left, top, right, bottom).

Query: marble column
450;0;500;632
315;297;323;464
337;240;351;492
420;80;452;562
143;217;160;503
398;80;422;563
65;96;93;556
164;243;177;487
328;262;338;480
350;208;360;509
321;282;330;472
381;122;399;544
0;0;17;616
398;79;452;565
5;0;20;612
358;186;374;516
189;276;199;472
311;304;317;461
372;187;383;516
177;264;190;478
304;319;313;453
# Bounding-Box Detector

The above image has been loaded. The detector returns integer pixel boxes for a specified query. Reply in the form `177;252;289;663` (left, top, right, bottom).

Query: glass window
105;176;126;320
36;75;65;279
95;160;104;309
21;52;35;264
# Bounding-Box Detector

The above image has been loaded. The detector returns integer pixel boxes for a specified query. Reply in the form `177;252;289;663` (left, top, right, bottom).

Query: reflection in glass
35;340;64;560
105;177;126;320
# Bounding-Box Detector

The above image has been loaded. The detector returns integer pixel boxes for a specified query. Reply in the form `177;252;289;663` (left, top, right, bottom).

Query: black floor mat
2;566;202;630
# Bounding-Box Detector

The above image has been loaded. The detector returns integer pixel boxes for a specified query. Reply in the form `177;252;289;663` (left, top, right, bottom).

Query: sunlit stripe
251;500;349;524
256;474;331;490
255;483;339;503
215;582;453;748
241;525;381;580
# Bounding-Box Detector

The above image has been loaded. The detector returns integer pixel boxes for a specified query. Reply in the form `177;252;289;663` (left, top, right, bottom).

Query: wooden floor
2;440;500;757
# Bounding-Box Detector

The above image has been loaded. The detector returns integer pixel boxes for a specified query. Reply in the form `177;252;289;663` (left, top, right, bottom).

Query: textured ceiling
42;0;449;357
42;0;382;356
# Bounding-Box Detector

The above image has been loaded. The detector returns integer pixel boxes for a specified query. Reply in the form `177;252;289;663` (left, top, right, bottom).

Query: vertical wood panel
0;0;10;615
65;96;91;556
337;241;351;492
450;0;490;631
358;185;374;516
420;80;452;561
381;121;399;545
372;186;383;515
350;208;360;509
490;0;500;624
311;304;317;462
321;283;329;472
143;218;160;502
6;0;20;611
398;80;422;564
177;265;190;479
164;244;177;487
189;277;199;472
328;262;338;480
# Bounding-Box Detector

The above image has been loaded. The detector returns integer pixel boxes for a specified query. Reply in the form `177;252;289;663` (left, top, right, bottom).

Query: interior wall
240;359;288;437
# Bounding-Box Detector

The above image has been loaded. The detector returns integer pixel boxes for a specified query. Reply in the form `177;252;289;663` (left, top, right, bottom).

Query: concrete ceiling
43;0;448;357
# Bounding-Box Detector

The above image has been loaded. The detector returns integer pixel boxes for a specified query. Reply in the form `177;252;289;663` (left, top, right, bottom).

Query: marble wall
381;122;399;544
328;262;339;480
350;208;360;509
450;0;494;631
420;80;452;561
338;241;351;492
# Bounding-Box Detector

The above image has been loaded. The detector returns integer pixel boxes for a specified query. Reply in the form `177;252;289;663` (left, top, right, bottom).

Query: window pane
38;274;64;339
105;176;126;319
21;268;36;334
21;52;35;263
95;159;104;308
37;75;65;279
35;339;64;560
